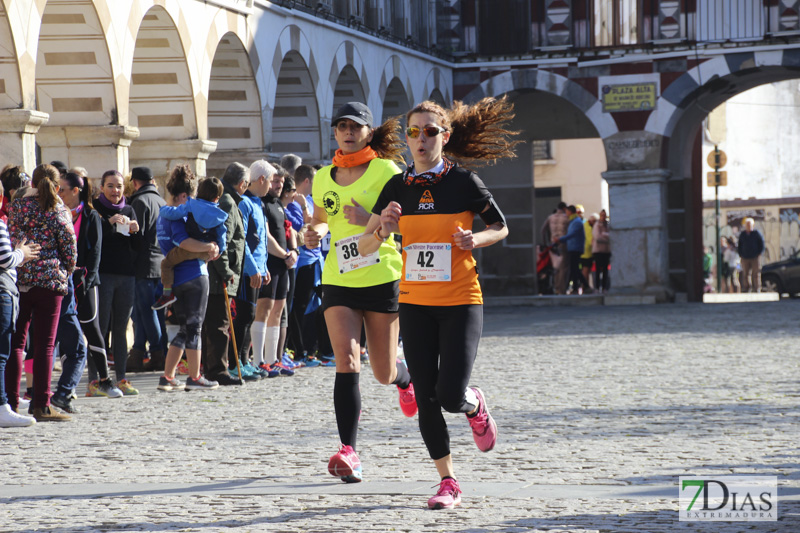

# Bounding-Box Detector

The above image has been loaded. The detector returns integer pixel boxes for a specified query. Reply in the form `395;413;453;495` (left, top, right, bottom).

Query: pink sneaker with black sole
428;478;462;510
467;387;497;452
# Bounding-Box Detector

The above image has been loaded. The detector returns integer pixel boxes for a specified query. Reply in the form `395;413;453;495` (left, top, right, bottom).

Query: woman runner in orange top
360;97;519;509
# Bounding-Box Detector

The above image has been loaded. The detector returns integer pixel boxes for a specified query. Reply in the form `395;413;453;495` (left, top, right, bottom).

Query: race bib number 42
335;234;379;274
404;243;451;282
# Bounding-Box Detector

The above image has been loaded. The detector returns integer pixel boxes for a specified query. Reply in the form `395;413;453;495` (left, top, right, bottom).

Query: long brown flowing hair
406;96;521;167
368;116;406;167
31;164;61;211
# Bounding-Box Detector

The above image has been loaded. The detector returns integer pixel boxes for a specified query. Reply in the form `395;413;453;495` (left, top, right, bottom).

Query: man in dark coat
129;166;167;371
201;163;248;385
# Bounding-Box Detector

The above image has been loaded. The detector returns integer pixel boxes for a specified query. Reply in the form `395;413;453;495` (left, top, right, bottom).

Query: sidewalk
2;301;799;532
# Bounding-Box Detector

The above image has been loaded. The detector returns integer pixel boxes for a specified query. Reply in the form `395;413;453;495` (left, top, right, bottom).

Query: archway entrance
35;0;123;178
382;77;410;123
471;88;607;296
272;50;321;161
664;66;800;301
206;32;263;177
329;65;366;158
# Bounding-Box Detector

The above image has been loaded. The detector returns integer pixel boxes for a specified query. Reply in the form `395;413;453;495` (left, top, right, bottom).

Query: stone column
0;109;49;173
36;125;140;181
129;139;217;192
603;168;671;302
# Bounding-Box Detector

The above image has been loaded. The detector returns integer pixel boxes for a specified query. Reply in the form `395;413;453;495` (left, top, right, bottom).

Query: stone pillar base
130;139;217;192
603;168;671;299
206;148;271;178
37;125;139;183
0;109;49;173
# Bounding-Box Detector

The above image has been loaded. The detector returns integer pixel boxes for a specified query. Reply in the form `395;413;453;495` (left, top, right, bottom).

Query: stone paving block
2;301;800;531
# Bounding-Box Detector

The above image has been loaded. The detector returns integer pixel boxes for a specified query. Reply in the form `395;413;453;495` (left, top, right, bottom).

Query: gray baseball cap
332;102;373;128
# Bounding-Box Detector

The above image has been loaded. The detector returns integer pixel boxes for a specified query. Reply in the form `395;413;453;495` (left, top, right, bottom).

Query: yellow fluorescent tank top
312;158;403;288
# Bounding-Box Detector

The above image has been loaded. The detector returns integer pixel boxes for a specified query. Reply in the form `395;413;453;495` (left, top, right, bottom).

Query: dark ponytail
369;116;406;167
64;172;93;209
32;164;61;211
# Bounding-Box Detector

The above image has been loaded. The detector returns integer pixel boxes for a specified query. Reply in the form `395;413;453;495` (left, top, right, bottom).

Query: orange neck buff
332;146;378;168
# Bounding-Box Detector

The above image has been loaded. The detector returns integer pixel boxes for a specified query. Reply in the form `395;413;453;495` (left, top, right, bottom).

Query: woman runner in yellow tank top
303;102;417;483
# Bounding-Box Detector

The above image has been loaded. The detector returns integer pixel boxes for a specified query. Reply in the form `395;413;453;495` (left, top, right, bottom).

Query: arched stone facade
0;0;451;179
455;50;800;300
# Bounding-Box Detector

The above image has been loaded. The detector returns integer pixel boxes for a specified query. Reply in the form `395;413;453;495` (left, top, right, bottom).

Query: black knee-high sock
334;372;361;450
392;361;411;389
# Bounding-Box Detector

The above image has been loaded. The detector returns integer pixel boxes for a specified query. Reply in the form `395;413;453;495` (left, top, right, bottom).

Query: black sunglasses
406;125;447;139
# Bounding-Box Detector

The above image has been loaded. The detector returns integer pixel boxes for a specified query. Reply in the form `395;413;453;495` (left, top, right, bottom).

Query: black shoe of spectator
143;349;165;372
127;348;147;372
210;373;244;386
50;393;78;414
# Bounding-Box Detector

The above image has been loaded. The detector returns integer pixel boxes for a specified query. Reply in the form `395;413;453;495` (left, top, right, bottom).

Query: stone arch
34;0;133;175
429;88;446;106
460;68;615;297
207;31;263;152
0;0;23;109
128;5;198;140
424;66;449;105
35;0;116;126
261;24;320;153
123;0;221;137
463;68;618;139
325;40;369;114
378;55;413;120
329;65;367;158
382;77;410;124
272;50;321;160
643;50;800;300
646;51;800;171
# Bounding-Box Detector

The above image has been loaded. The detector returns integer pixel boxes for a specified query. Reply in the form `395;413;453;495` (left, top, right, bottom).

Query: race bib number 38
404;243;451;282
335;234;379;274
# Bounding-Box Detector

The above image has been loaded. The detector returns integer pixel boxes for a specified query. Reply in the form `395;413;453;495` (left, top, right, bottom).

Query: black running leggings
399;303;482;460
78;285;111;381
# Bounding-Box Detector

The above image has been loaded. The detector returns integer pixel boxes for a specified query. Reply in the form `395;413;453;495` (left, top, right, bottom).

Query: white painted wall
703;80;800;202
535;138;608;216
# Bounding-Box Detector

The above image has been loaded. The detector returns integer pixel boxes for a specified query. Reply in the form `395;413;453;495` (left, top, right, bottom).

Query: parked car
761;250;800;297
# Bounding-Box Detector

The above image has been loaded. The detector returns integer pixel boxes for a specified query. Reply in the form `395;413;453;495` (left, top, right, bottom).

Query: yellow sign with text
602;83;657;112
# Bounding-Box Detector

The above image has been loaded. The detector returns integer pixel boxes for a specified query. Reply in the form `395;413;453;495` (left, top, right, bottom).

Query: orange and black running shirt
373;165;493;306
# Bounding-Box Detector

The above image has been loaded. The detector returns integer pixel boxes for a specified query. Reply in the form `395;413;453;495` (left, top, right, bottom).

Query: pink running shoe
397;382;418;417
327;444;362;483
428;478;462;510
466;387;497;452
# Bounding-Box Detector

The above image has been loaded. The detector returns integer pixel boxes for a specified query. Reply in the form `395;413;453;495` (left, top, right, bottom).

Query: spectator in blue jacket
555;205;590;294
228;161;273;379
737;217;764;293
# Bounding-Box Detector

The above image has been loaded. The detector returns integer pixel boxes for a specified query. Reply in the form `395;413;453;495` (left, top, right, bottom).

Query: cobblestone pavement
2;301;799;532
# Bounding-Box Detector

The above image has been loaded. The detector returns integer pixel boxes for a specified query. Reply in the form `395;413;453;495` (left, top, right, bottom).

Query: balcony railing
641;0;800;44
455;0;800;57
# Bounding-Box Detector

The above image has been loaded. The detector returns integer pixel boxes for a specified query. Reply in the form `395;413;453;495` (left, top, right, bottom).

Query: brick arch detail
463;68;619;139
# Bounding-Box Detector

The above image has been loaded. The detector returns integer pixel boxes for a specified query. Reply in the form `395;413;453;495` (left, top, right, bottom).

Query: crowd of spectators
541;202;610;295
0;154;330;426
